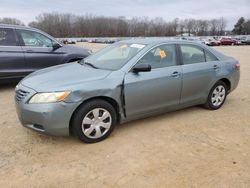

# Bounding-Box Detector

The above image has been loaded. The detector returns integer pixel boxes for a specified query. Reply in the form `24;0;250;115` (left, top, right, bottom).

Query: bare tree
209;19;220;35
0;17;24;25
218;17;227;35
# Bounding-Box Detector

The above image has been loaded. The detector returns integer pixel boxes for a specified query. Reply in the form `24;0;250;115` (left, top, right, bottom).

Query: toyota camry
15;39;240;143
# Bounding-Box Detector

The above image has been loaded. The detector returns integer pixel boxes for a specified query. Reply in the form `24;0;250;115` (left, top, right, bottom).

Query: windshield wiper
84;62;99;69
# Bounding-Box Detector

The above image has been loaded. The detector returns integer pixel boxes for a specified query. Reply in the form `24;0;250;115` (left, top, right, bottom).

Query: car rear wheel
72;100;117;143
204;81;228;110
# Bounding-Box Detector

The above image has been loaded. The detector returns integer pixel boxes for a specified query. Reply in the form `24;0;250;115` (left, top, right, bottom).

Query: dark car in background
0;24;91;83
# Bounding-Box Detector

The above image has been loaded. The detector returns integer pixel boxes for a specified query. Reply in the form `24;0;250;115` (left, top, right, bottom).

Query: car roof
119;38;206;46
0;24;62;44
119;37;229;61
0;24;42;32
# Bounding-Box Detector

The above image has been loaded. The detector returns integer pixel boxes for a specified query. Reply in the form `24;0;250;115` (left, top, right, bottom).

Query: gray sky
0;0;249;29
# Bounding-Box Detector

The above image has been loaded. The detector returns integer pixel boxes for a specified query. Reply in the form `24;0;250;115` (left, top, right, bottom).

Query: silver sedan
15;39;240;143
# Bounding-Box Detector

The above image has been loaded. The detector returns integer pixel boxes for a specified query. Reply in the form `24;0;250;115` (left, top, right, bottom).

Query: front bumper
15;84;80;136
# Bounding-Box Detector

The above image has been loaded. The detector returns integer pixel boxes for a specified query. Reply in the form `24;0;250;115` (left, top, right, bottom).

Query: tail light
235;63;240;71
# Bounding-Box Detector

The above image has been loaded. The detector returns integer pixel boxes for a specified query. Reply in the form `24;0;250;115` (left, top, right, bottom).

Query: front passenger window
180;45;206;64
17;29;53;47
137;44;177;69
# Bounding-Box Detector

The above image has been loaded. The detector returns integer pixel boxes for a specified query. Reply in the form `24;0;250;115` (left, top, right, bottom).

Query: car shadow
116;106;203;130
0;82;17;91
116;97;234;134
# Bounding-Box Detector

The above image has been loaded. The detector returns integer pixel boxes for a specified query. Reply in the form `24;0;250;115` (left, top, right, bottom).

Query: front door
124;44;182;119
16;29;64;73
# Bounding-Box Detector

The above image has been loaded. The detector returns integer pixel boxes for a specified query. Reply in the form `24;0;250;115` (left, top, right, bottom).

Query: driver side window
137;44;177;69
17;29;53;47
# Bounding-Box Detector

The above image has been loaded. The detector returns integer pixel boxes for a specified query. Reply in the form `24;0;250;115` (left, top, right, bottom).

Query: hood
60;45;91;55
21;63;112;91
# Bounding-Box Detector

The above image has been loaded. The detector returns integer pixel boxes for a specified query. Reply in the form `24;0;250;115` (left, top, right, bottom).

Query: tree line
0;17;24;26
0;13;249;37
28;13;228;37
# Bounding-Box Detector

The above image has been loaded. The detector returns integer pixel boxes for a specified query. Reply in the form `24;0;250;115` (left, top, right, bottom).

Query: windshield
81;42;146;70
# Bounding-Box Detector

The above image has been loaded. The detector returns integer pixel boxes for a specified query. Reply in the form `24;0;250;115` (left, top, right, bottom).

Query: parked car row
59;38;119;44
88;38;118;44
61;39;77;44
180;36;250;46
59;36;250;46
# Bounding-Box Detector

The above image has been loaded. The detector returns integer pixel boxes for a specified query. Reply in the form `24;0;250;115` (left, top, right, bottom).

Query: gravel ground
0;44;249;188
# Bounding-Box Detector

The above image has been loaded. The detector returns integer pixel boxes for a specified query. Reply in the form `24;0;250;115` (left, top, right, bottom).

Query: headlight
15;84;19;91
29;91;70;104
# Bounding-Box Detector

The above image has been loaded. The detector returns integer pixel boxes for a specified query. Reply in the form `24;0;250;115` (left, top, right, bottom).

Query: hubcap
211;85;226;107
82;108;112;139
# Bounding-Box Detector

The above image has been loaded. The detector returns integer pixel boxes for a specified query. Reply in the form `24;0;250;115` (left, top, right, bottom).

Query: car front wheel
204;81;228;110
72;100;117;143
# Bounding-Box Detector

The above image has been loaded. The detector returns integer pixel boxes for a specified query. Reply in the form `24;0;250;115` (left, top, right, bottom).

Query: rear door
179;44;220;105
16;29;64;73
0;27;26;79
124;44;182;119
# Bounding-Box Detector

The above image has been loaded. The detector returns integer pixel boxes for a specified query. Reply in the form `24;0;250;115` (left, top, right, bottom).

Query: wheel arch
69;96;120;135
219;78;231;93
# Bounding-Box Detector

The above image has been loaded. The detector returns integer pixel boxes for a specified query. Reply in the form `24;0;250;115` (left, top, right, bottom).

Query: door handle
213;65;219;70
171;71;181;78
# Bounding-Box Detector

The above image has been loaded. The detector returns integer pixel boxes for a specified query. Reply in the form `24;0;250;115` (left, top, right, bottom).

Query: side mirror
132;64;151;73
52;43;61;51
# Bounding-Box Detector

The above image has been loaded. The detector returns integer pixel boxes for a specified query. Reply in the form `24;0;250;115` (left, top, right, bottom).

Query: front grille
15;89;30;102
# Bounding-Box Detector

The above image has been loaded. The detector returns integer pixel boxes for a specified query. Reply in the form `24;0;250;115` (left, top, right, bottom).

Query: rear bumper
15;84;79;136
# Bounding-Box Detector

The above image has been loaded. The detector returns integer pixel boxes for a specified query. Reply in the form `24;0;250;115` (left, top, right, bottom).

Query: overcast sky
0;0;249;29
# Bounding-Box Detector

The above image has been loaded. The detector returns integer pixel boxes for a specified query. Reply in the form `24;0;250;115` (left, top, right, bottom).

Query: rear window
0;28;17;46
180;45;206;64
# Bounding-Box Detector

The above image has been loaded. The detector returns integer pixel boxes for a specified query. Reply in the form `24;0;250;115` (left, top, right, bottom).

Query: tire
72;99;117;143
204;81;228;110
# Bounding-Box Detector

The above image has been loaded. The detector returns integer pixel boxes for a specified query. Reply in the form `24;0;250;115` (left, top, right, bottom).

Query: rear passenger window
205;51;218;62
180;45;205;64
0;28;17;46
